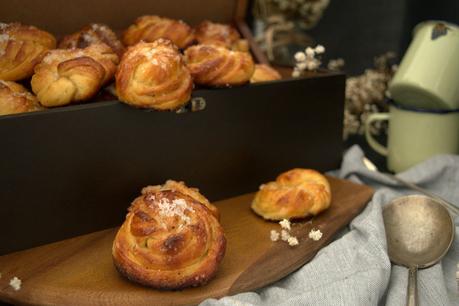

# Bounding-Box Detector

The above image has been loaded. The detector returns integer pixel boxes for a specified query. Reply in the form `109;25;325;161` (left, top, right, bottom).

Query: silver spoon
363;157;459;216
383;195;455;306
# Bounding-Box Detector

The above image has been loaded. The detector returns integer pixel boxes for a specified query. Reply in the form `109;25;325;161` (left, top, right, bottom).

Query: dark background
251;0;459;76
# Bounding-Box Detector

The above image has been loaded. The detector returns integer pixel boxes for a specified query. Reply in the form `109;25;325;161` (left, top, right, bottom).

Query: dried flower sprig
292;44;325;77
270;0;330;29
327;58;345;71
343;52;397;139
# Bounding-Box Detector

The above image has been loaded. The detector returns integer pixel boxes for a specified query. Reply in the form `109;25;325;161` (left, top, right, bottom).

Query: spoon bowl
383;195;454;306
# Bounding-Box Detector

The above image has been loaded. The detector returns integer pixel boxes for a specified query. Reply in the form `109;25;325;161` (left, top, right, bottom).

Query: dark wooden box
0;0;345;255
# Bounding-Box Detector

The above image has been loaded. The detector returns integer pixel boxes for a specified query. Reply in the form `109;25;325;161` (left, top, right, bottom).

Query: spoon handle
385;173;459;216
407;266;418;306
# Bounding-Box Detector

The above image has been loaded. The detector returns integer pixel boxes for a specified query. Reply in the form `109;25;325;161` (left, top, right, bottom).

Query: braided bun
251;169;332;220
31;43;119;107
112;186;226;289
0;22;56;81
115;39;193;110
0;80;44;115
59;23;124;57
184;44;254;87
195;21;248;52
250;64;281;83
122;16;195;49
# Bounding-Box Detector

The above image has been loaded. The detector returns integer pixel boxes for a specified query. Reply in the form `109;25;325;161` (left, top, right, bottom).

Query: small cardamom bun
251;168;332;220
184;44;254;87
59;23;124;58
115;39;193;110
0;22;56;81
112;186;226;289
31;43;119;107
0;80;44;115
250;64;282;83
195;20;248;52
122;15;195;49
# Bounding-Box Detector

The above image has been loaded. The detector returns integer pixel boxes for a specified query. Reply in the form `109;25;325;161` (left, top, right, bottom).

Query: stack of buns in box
0;17;282;116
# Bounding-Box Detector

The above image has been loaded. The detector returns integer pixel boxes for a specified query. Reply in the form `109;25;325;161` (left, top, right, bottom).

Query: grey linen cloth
201;145;459;306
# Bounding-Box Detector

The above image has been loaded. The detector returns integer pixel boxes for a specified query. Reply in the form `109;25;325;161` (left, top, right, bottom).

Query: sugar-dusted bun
0;80;44;115
112;187;226;290
141;180;219;220
31;43;119;107
251;168;332;220
184;44;254;87
250;64;282;83
115;39;193;110
0;22;56;81
122;15;195;49
59;23;124;57
195;20;248;51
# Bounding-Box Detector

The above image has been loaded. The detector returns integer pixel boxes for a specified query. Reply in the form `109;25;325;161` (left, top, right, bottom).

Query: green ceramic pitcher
389;21;459;110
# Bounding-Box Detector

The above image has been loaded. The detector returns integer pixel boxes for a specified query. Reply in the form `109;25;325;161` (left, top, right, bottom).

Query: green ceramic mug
389;20;459;110
365;101;459;173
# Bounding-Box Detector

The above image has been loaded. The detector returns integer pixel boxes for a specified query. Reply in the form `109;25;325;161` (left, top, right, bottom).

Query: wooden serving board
0;176;373;306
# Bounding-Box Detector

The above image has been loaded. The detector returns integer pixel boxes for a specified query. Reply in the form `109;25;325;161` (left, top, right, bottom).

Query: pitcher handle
365;113;389;156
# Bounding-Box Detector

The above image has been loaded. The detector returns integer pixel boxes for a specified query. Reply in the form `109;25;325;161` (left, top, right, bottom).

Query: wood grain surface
0;176;373;306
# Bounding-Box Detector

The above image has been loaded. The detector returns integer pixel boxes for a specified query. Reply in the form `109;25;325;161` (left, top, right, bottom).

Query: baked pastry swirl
115;39;193;110
112;186;226;289
184;44;254;87
31;43;119;107
0;80;44;115
0;22;56;81
122;16;195;49
59;23;124;57
250;64;282;83
251;168;332;220
195;21;248;52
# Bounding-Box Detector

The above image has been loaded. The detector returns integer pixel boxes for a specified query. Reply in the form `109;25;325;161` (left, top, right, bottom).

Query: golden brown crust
31;43;119;107
195;21;248;51
0;22;56;81
59;23;125;58
184;44;254;87
141;180;220;221
122;16;195;49
115;39;193;110
0;80;44;115
112;189;226;290
250;64;282;83
251;168;332;220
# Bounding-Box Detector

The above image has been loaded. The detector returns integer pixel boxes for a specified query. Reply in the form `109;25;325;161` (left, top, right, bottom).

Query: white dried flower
327;58;345;71
279;219;291;230
270;230;280;241
297;61;308;70
306;60;320;70
9;277;21;291
287;236;299;246
308;228;323;241
315;44;325;54
294;51;306;62
292;43;325;76
281;229;290;241
305;47;315;57
292;69;301;78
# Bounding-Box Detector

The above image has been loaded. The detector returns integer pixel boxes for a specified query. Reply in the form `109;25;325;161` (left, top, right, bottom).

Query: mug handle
365;113;389;156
